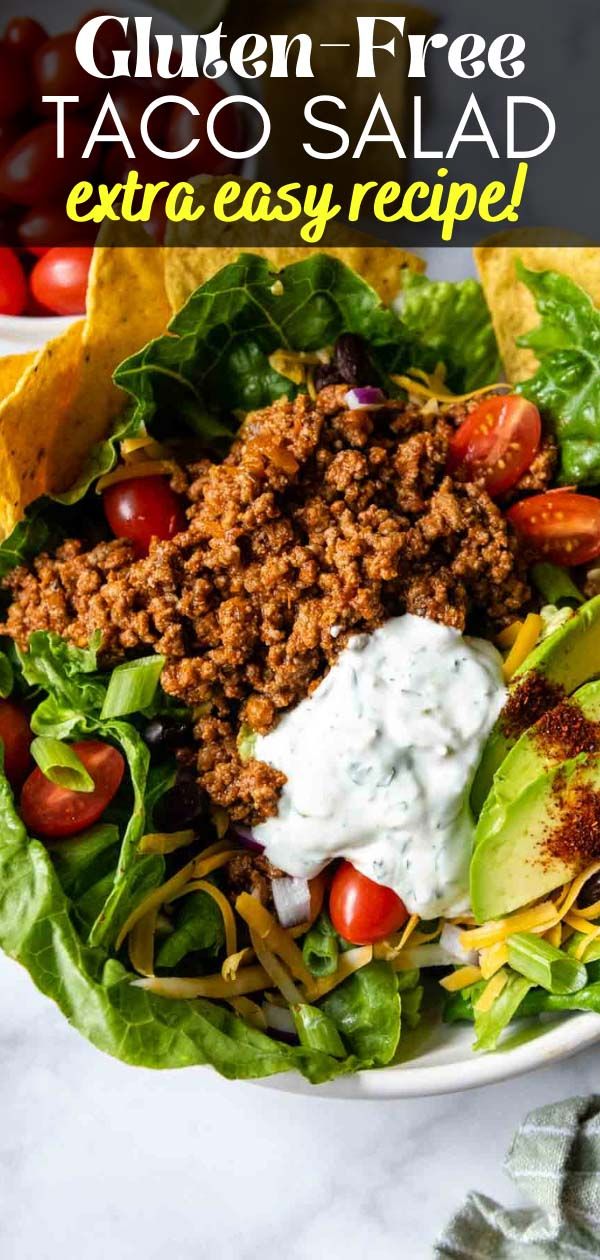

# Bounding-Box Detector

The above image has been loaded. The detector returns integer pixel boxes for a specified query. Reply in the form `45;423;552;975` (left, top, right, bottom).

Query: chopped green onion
0;650;13;698
302;912;339;977
292;1004;346;1058
31;737;94;793
100;655;165;719
531;562;583;608
565;932;600;965
507;931;587;995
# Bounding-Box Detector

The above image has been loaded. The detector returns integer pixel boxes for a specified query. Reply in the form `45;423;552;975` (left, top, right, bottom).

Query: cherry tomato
0;247;26;314
30;246;93;315
166;80;243;176
0;44;29;121
0;700;32;788
18;200;93;251
0;119;97;206
33;33;101;112
20;740;125;839
447;395;542;499
507;489;600;566
103;476;187;556
4;17;48;58
329;861;408;945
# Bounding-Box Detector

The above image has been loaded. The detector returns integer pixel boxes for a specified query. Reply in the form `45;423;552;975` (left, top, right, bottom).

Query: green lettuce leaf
517;262;600;483
114;253;413;437
320;960;401;1065
400;272;501;393
155;891;224;969
0;757;357;1081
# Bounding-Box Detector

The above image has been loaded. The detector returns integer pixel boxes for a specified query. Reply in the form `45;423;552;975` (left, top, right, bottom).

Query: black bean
578;871;600;908
154;772;209;831
143;716;192;758
313;362;343;392
333;333;373;387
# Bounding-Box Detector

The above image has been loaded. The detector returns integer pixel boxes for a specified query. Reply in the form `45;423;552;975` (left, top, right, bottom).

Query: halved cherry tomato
103;476;187;557
30;246;93;315
329;860;408;945
0;247;27;314
0;45;29;122
507;489;600;566
447;394;542;498
20;740;125;839
166;80;243;176
4;17;48;58
0;700;32;788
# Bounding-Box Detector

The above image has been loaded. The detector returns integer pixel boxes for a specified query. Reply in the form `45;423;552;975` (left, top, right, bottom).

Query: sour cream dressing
254;614;506;918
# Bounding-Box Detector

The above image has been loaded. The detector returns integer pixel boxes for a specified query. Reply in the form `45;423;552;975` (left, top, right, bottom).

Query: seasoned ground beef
2;387;532;823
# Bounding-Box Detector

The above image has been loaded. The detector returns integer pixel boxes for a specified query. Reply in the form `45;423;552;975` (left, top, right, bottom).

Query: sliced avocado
475;679;600;844
471;753;599;922
471;594;600;816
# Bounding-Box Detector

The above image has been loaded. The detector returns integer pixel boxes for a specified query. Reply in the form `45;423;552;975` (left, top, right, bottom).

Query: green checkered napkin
436;1096;600;1258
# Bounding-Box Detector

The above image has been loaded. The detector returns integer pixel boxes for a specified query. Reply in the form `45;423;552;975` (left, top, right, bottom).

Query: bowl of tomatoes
0;0;250;357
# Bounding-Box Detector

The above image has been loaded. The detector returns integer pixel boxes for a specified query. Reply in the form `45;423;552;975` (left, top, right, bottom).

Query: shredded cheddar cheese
496;621;523;650
479;941;509;979
222;946;255;982
391;373;508;404
96;460;177;491
249;931;305;1006
138;830;195;855
134;965;270;1000
474;968;508;1013
439;965;482;992
128;907;158;977
461;901;557;950
306;946;373;1001
236;893;313;988
502;613;543;681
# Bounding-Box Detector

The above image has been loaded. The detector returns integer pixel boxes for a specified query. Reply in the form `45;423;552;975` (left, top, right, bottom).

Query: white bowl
261;1012;600;1099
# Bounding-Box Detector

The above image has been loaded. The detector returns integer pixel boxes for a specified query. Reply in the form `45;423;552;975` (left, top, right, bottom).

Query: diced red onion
263;1002;297;1043
272;876;311;928
231;824;264;853
344;386;386;411
440;923;478;967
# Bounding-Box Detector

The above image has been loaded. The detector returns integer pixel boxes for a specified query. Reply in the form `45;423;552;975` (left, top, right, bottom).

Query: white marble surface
0;948;597;1260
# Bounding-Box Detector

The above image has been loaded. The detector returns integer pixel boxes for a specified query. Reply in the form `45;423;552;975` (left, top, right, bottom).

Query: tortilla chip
164;178;423;312
46;224;172;493
0;352;36;402
475;244;600;383
0;321;84;537
0;225;172;536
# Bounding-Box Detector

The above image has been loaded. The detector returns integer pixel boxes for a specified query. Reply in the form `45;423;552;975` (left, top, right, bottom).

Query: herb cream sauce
255;614;506;917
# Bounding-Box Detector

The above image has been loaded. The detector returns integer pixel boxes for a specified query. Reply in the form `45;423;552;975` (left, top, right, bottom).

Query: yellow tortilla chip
0;225;172;536
475;244;600;383
46;224;172;493
0;321;84;537
0;352;36;402
164;178;423;312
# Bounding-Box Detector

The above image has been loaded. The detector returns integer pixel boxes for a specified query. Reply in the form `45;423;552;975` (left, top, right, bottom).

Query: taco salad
0;239;599;1082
